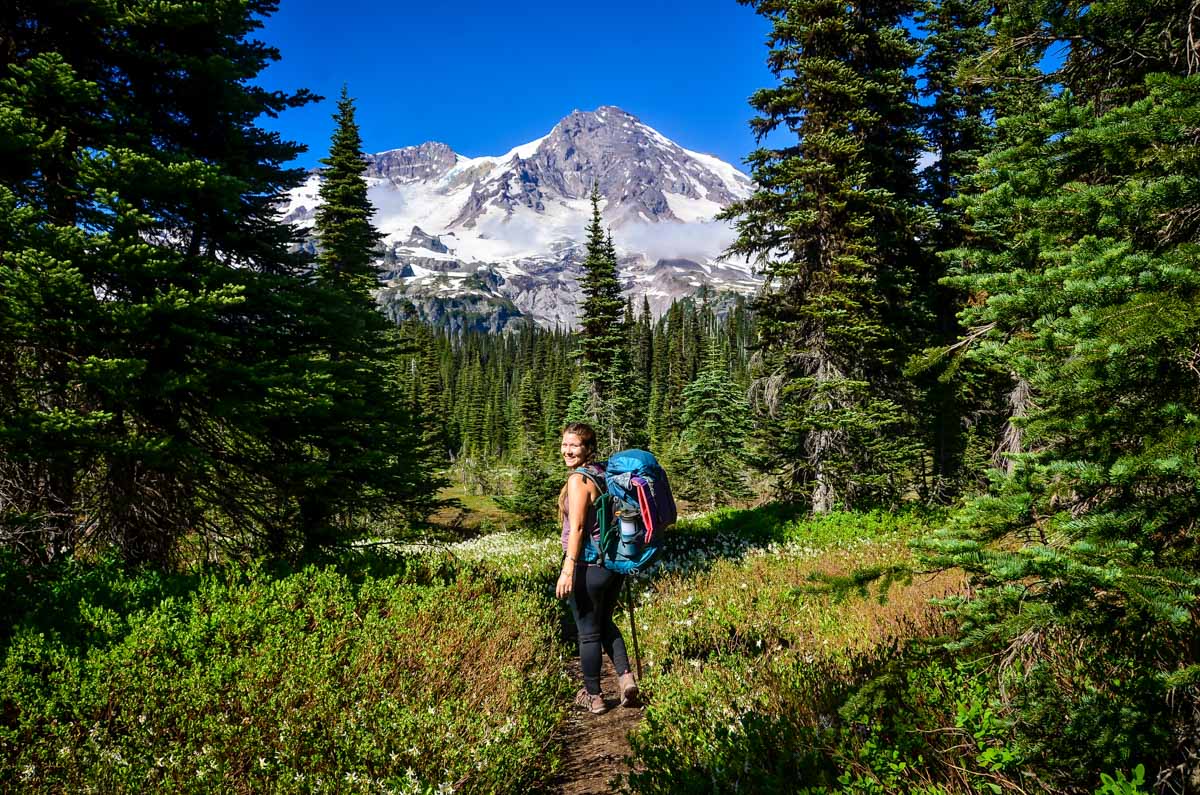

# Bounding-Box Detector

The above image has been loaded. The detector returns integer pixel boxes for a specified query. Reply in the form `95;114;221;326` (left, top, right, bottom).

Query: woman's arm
556;473;592;599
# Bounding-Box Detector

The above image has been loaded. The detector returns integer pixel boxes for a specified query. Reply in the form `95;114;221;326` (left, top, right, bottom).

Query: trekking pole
624;578;643;679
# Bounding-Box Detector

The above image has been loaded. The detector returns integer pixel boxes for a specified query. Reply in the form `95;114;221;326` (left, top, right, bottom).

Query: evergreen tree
492;455;563;532
598;345;648;452
663;301;690;440
402;321;451;464
724;0;930;511
300;88;444;550
677;342;755;509
648;318;671;449
576;185;626;383
514;371;542;456
571;185;626;443
390;303;760;470
922;4;1200;780
0;0;323;564
635;296;654;385
908;0;1059;498
918;0;992;217
314;88;382;298
540;341;572;453
911;0;994;498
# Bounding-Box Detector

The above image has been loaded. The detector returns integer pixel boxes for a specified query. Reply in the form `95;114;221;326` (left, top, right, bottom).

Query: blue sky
254;0;777;172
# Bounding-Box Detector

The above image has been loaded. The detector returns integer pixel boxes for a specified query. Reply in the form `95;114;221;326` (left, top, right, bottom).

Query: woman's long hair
558;423;598;521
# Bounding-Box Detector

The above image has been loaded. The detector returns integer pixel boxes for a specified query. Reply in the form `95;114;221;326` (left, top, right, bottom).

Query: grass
427;480;518;536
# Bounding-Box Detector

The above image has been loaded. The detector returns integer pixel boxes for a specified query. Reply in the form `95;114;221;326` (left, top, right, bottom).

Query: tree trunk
993;376;1031;475
809;353;840;514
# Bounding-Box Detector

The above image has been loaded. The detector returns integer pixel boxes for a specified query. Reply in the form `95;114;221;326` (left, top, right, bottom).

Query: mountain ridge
281;105;759;331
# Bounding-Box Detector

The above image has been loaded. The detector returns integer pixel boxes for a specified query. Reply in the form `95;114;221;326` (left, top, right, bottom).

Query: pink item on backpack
633;476;655;542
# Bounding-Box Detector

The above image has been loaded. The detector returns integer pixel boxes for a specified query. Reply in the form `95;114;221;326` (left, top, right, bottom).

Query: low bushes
623;509;1165;793
3;508;1173;793
0;552;568;793
624;510;964;793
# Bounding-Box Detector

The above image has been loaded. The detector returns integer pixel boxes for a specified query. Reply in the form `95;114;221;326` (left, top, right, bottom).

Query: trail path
554;658;644;794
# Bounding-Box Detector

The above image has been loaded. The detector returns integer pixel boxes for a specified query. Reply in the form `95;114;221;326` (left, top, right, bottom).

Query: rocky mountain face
368;142;458;184
280;106;759;332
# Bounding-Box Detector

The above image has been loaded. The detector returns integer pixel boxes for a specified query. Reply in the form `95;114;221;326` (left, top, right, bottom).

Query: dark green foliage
917;0;992;216
677;341;754;509
396;295;760;515
0;551;568;791
910;0;995;500
399;320;453;462
570;188;635;450
834;654;1028;792
576;187;626;384
0;2;443;565
492;453;563;532
300;88;446;552
921;34;1200;791
0;0;319;564
1049;0;1196;110
684;0;1200;789
399;323;577;464
314;87;382;297
725;0;932;512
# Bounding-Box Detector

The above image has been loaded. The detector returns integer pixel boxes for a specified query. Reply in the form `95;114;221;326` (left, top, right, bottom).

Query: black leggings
569;563;630;695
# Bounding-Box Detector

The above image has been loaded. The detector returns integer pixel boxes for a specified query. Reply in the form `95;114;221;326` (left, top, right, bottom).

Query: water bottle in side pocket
617;509;644;559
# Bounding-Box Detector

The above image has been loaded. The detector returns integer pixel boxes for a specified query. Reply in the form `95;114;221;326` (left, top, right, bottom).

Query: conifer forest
2;0;1198;793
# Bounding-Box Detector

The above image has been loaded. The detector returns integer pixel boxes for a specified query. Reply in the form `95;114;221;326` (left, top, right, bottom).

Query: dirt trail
554;658;644;794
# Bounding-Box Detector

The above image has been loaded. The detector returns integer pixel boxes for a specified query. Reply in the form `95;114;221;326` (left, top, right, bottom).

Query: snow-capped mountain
280;105;758;331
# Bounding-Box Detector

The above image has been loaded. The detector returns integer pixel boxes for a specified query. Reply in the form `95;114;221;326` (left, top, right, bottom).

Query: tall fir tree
299;88;444;551
921;2;1200;782
0;0;326;564
401;321;451;464
314;87;382;299
569;185;627;447
576;185;626;381
724;0;930;511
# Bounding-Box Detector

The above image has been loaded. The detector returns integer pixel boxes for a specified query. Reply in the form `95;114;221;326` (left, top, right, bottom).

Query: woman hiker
555;422;639;714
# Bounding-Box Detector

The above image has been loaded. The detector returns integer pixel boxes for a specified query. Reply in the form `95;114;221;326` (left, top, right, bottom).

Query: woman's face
561;433;590;469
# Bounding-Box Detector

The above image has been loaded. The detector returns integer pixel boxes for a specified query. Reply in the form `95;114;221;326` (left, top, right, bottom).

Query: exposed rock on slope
281;106;758;333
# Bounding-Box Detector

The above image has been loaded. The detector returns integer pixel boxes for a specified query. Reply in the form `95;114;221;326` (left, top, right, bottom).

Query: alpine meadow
2;0;1198;793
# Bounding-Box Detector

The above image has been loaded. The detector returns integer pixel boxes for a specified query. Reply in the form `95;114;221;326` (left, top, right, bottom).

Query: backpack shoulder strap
573;465;607;495
572;465;612;565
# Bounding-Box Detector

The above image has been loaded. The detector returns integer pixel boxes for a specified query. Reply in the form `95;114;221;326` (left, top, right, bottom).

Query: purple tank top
561;465;604;554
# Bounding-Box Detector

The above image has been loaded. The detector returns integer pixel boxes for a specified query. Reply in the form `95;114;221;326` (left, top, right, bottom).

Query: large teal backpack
574;450;676;574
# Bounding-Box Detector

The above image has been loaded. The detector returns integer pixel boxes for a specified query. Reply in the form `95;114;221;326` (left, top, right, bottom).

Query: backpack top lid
605;449;662;478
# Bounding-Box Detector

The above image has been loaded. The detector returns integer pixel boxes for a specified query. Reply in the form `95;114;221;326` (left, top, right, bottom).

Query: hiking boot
573;687;608;714
618;671;640;707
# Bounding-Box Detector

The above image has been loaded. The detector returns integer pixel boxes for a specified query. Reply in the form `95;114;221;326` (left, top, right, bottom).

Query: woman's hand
556;567;574;600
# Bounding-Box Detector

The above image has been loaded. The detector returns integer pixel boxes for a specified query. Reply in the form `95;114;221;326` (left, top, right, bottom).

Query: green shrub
626;654;842;794
1096;765;1147;795
624;509;963;793
492;454;563;533
626;505;1175;793
0;555;569;793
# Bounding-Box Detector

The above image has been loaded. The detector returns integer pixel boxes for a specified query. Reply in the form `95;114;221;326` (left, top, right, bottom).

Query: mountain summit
281;106;758;330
